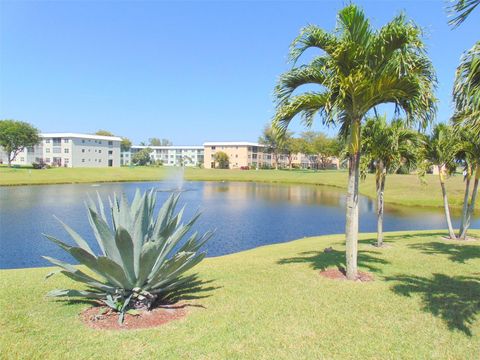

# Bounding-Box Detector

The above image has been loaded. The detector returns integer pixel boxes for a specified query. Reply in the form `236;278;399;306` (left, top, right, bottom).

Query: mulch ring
80;303;187;330
319;268;374;282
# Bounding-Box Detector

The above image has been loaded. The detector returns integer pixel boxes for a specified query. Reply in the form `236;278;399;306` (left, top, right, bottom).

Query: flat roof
132;145;203;150
203;141;263;147
40;133;122;141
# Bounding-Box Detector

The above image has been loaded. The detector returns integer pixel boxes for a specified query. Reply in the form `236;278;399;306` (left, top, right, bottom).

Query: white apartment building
125;146;204;167
2;133;122;168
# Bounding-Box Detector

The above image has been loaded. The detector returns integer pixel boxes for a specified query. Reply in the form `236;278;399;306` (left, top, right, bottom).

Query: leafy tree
448;0;480;27
0;120;40;167
148;138;172;146
284;137;304;169
120;137;132;152
132;148;152;166
362;116;419;246
456;126;480;239
139;141;147;146
213;151;229;169
296;132;319;169
95;130;115;136
453;42;480;137
420;124;459;240
272;5;436;279
149;138;162;146
311;132;342;169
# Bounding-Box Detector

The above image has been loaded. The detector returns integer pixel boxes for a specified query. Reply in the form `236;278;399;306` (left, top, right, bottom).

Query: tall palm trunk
345;120;361;280
439;166;457;239
460;164;479;239
375;161;386;247
459;168;472;237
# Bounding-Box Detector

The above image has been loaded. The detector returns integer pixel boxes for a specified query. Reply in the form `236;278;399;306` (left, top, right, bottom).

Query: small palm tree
421;124;459;240
453;42;480;137
272;4;436;279
362;116;419;247
456;127;480;239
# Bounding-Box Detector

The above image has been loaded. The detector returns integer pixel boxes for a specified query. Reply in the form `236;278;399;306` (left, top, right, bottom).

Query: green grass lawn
0;166;477;209
1;230;479;359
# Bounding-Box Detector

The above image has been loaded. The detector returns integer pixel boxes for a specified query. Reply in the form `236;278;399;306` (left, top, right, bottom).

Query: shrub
43;189;213;323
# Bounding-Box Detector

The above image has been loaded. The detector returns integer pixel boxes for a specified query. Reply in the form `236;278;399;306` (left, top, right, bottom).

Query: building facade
125;146;204;167
203;142;272;169
2;133;122;168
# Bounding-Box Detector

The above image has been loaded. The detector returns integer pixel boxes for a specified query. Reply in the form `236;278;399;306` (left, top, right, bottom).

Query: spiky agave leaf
43;189;212;324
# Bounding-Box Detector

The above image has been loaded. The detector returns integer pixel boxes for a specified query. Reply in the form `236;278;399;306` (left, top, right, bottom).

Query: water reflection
0;181;478;269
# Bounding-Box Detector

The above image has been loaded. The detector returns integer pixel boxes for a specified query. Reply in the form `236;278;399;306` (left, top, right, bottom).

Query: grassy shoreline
1;166;478;209
1;229;479;359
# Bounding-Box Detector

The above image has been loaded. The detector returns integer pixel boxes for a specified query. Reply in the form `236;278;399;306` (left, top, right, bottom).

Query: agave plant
43;189;212;323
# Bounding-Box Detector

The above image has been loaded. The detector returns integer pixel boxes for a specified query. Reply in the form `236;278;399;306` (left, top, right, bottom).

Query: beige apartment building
203;141;340;170
203;142;272;169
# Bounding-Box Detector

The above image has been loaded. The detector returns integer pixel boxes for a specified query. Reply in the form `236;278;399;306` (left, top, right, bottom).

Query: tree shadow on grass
386;273;480;336
277;248;389;274
358;232;449;247
409;242;480;263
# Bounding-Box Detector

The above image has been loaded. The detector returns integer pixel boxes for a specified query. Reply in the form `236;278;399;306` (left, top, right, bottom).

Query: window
64;139;69;143
20;157;24;161
82;140;85;143
46;158;51;163
46;148;50;153
53;138;61;145
99;159;102;163
99;141;102;144
82;149;85;153
64;148;69;153
98;150;101;153
82;159;85;163
45;139;50;143
53;148;61;154
108;150;113;155
108;141;113;146
211;146;216;150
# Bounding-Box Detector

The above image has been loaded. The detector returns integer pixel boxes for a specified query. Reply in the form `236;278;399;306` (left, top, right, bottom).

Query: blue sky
0;1;478;145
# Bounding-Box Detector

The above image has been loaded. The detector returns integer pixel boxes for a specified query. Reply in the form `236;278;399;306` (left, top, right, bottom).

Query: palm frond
448;0;480;27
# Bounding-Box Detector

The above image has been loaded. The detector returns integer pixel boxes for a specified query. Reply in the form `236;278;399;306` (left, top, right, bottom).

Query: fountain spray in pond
158;166;186;192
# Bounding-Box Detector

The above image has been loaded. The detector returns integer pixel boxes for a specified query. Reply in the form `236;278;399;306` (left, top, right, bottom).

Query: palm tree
453;42;480;137
272;5;436;279
456;127;480;239
421;124;459;240
362;116;419;247
452;41;480;239
448;0;480;27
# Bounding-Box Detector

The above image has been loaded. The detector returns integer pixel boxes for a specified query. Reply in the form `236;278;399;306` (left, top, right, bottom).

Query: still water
1;181;478;269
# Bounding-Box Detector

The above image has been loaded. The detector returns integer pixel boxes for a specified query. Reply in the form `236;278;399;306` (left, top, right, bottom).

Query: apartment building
2;133;122;167
275;153;340;169
203;142;272;169
126;146;204;167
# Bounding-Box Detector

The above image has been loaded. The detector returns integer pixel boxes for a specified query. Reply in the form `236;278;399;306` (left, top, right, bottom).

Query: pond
0;180;478;269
